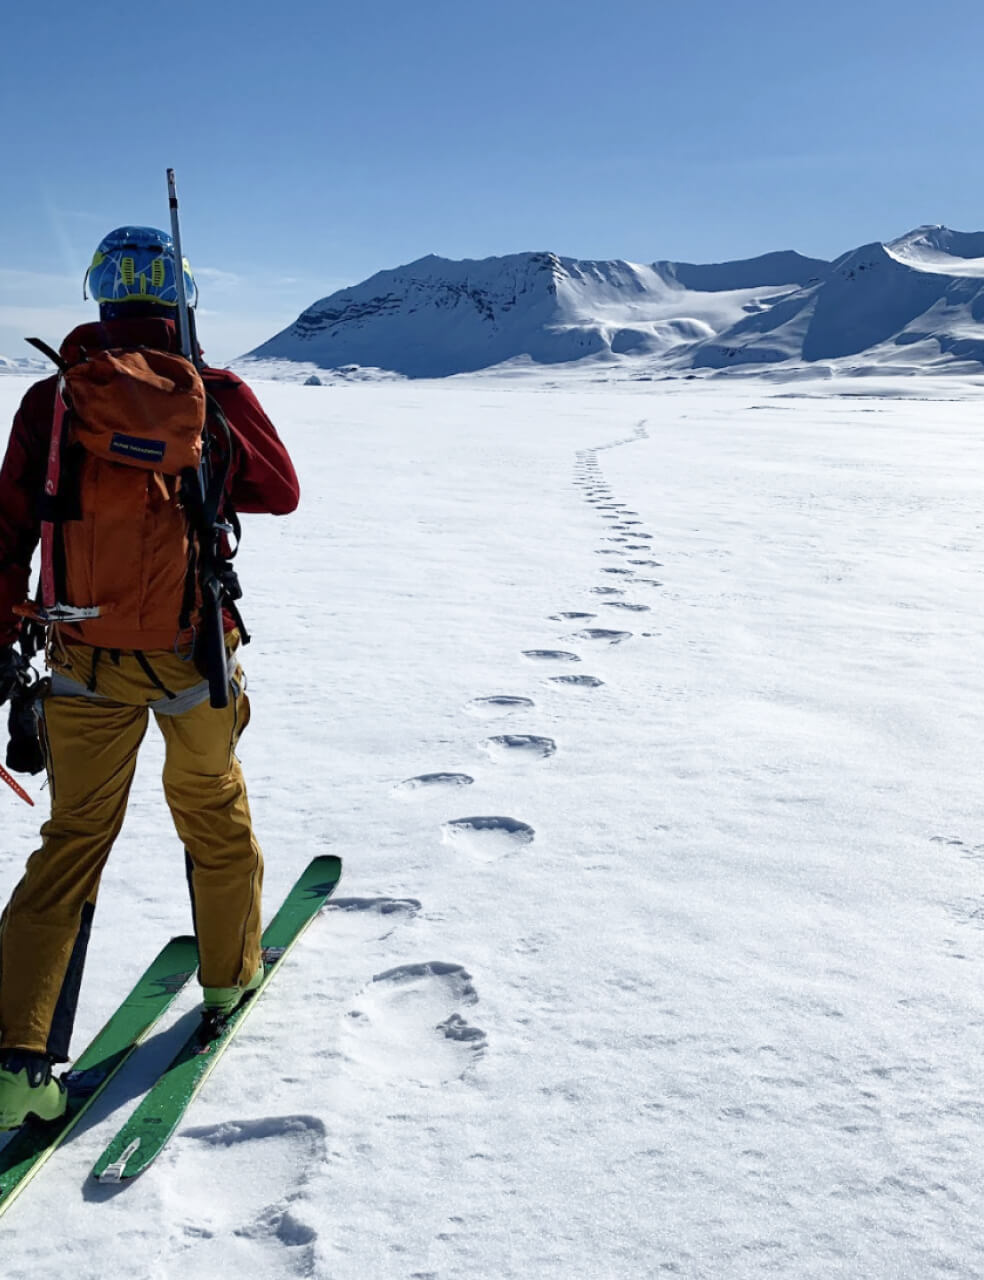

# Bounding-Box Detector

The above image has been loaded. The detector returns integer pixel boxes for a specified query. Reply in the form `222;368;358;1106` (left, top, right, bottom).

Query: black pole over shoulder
167;168;230;710
24;338;68;372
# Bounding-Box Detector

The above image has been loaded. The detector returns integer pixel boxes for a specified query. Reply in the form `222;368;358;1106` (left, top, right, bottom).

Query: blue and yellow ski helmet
85;226;196;309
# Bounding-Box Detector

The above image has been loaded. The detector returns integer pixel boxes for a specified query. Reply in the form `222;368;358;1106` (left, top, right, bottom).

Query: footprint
442;816;536;859
343;963;487;1085
324;897;423;943
591;587;624;596
601;567;634;575
574;628;632;643
549;674;604;688
628;560;662;567
395;773;474;793
633;578;664;587
522;649;581;662
602;602;651;612
946;900;984;930
328;897;422;918
159;1116;326;1276
465;695;536;719
548;611;596;620
481;735;557;762
594;550;625;556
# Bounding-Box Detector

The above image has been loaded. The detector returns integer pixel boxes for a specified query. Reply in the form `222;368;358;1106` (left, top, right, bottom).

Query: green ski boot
202;966;263;1018
0;1053;67;1130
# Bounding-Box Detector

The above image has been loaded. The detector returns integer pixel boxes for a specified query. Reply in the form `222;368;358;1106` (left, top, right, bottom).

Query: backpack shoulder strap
25;337;68;373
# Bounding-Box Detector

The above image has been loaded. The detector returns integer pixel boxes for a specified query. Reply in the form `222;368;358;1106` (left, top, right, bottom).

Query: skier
0;226;300;1129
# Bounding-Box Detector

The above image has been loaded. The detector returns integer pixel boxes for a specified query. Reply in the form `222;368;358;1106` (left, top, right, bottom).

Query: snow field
1;376;984;1276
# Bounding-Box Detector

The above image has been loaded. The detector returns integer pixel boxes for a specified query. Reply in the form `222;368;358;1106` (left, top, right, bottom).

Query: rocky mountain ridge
241;226;984;379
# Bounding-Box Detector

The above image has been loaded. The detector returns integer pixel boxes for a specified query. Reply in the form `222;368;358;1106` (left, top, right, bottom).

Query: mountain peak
241;231;984;379
883;225;984;277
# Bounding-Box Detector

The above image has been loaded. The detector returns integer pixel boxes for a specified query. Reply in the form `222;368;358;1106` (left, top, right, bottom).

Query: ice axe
0;763;33;806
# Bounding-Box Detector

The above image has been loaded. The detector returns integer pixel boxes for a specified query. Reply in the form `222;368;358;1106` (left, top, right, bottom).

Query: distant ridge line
235;228;984;379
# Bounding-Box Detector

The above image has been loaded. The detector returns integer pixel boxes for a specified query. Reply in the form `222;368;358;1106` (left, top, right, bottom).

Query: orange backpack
31;344;211;651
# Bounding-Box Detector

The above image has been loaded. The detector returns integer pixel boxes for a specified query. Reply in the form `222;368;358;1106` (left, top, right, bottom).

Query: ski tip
95;1137;141;1184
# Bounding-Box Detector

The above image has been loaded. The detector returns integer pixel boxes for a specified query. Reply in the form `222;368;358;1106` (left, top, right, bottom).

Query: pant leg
0;693;148;1058
156;671;263;989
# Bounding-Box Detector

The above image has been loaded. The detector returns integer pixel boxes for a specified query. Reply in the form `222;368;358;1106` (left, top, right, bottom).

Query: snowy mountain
0;354;47;378
692;227;984;372
242;228;984;379
244;249;826;378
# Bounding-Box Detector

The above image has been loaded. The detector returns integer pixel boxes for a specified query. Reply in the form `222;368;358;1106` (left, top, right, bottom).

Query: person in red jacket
0;227;300;1129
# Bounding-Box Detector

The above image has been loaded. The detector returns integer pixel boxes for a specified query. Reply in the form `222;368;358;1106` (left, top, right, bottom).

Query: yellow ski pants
0;637;263;1060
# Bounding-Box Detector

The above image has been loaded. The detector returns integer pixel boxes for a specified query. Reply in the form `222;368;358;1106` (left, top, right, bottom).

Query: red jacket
0;317;300;647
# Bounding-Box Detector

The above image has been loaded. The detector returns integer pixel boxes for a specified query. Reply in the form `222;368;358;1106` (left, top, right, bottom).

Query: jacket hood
59;317;180;366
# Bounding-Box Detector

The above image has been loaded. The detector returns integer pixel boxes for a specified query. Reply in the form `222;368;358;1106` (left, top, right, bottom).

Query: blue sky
3;0;983;361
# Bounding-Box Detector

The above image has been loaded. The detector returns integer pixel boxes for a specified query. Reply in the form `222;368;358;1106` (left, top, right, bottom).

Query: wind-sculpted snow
885;225;984;275
238;226;984;380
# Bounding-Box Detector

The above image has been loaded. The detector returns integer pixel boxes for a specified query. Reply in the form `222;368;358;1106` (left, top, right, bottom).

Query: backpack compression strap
24;337;102;626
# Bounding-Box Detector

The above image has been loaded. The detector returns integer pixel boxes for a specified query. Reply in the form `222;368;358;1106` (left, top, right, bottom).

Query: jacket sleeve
0;382;53;645
205;371;300;515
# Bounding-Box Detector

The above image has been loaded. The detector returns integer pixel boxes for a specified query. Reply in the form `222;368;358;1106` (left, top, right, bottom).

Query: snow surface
3;370;984;1277
240;229;984;381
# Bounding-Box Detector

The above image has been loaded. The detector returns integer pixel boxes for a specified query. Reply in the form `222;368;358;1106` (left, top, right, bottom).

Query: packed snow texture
2;369;984;1278
242;227;984;379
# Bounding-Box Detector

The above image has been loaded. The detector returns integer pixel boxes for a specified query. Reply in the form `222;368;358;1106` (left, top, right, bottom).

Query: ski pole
166;168;230;710
167;169;194;366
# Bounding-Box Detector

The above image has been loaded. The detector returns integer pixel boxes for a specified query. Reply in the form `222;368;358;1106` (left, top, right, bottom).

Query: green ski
92;854;342;1183
0;934;199;1218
